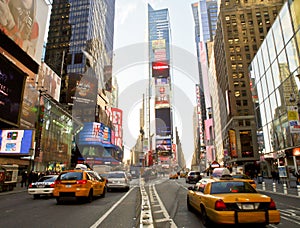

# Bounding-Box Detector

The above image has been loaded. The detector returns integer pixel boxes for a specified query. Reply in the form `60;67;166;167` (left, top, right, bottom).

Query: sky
113;0;200;168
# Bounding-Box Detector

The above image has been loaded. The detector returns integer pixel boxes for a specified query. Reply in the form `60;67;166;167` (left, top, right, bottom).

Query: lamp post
29;148;35;171
140;128;144;167
35;87;47;168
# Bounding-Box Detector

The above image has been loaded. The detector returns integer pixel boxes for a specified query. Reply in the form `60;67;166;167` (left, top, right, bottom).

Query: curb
257;189;300;198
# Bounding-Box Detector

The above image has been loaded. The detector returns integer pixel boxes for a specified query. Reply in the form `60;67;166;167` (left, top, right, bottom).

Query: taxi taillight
269;199;277;210
76;180;87;185
54;180;61;185
50;183;55;188
215;199;227;211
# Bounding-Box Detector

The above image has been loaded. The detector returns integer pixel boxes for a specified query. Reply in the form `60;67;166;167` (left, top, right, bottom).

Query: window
74;53;83;64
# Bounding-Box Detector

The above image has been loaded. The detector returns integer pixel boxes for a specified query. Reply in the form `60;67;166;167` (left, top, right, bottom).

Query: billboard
152;61;170;77
155;77;170;107
37;63;61;102
155;84;170;107
77;122;121;166
156;137;172;155
0;0;49;63
0;129;34;155
0;54;26;126
152;39;166;49
155;108;172;136
20;83;38;129
154;49;166;61
78;122;114;146
68;73;98;105
229;129;237;157
111;108;123;149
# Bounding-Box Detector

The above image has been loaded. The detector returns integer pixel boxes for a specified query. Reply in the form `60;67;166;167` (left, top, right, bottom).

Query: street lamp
29;148;35;171
35;87;47;161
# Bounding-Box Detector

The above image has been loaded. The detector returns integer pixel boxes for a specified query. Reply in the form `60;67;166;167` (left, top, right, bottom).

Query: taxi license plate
242;203;254;210
65;185;72;188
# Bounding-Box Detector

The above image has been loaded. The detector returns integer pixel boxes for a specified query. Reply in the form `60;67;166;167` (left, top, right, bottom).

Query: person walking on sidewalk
293;169;300;185
21;171;27;188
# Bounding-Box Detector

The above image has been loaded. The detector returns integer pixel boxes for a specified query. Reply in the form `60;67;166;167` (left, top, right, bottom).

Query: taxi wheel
201;206;211;227
33;194;40;199
187;198;192;211
56;197;62;205
87;190;93;203
100;187;106;198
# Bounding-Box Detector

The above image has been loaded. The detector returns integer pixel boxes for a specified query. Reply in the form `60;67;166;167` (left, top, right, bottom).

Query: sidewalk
256;177;300;198
0;183;27;196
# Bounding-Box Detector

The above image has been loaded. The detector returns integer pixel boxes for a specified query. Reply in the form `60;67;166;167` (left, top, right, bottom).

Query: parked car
186;171;202;184
28;175;58;199
53;169;106;204
187;176;280;226
106;171;130;191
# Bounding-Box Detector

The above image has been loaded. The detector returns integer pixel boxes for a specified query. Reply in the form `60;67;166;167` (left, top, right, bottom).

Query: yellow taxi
231;174;257;189
187;176;280;226
169;172;179;179
53;169;106;204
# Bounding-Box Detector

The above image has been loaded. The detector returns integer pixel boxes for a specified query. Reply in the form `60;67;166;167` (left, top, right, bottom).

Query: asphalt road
0;184;140;228
0;177;299;228
145;177;300;228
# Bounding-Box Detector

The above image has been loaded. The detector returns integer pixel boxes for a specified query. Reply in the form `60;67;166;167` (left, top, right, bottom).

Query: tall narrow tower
148;4;173;167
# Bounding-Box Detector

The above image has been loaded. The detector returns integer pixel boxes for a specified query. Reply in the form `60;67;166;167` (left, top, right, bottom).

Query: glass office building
148;4;173;164
250;0;300;175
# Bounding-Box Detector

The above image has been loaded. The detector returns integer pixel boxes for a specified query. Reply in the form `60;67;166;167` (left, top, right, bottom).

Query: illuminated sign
152;61;169;77
0;130;33;155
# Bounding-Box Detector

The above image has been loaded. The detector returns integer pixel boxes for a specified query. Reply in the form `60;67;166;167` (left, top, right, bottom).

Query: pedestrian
275;171;280;184
271;170;276;182
21;171;27;187
293;170;300;185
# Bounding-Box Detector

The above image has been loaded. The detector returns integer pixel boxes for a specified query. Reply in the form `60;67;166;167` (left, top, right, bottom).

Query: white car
28;175;58;199
106;171;130;191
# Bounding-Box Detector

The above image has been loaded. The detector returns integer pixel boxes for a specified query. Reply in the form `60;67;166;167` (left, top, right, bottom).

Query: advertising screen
155;108;172;136
156;137;171;155
152;61;170;77
0;0;49;63
38;63;61;102
111;108;123;149
77;122;121;166
0;55;26;126
0;129;33;155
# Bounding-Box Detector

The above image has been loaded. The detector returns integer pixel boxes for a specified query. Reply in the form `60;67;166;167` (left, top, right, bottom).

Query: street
1;176;299;228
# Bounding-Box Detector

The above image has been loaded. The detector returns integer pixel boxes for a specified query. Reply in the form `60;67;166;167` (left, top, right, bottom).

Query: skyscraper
191;0;218;170
148;4;173;165
45;0;115;108
213;0;285;168
45;0;120;168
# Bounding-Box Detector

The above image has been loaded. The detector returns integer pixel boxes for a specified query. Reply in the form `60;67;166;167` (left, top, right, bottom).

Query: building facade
213;0;285;173
191;0;218;171
45;0;121;168
148;4;173;168
250;0;300;176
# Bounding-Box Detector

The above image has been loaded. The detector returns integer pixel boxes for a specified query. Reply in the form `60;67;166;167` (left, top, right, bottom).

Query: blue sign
0;130;33;154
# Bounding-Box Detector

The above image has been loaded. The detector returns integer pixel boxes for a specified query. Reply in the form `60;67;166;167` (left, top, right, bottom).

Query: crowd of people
20;170;59;188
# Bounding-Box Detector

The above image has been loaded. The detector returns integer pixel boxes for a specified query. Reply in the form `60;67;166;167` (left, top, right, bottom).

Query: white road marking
90;186;136;228
151;184;177;228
